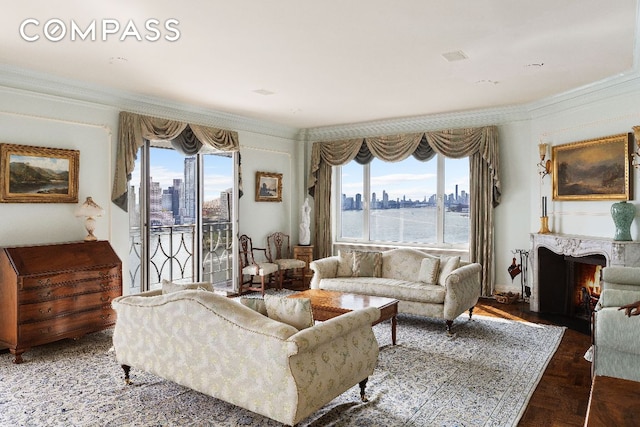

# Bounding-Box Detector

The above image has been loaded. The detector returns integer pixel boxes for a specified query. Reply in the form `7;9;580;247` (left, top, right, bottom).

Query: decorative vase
610;201;636;241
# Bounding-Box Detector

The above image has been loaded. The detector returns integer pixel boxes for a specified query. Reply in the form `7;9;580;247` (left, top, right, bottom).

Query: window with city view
128;142;235;293
338;155;469;247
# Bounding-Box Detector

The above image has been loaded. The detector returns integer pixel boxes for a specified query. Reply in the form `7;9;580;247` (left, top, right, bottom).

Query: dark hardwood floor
473;297;593;427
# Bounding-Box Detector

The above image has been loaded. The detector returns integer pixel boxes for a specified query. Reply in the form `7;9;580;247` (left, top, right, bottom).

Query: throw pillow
418;257;440;285
336;251;355;277
162;279;214;294
264;295;314;330
438;256;461;286
352;251;383;277
239;297;268;316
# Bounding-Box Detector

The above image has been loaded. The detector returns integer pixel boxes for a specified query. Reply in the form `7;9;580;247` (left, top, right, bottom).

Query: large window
337;155;469;248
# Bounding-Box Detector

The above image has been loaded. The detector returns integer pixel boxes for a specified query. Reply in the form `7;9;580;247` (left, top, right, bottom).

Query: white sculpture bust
299;197;311;245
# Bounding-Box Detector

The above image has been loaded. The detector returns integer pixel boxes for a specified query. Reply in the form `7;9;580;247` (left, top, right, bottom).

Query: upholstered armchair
239;234;279;295
267;232;305;289
592;266;640;382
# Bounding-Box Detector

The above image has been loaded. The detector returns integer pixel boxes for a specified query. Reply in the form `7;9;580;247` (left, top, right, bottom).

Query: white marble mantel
529;233;640;312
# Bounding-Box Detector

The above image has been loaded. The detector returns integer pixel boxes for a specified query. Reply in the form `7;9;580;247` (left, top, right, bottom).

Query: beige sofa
111;289;380;426
593;266;640;382
310;248;482;333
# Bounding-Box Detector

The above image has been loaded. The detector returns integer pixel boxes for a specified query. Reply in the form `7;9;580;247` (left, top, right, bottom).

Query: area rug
0;314;564;426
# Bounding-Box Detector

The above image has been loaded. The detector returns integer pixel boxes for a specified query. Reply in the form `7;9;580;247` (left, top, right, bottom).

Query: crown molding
2;61;640;144
304;70;640;142
0;64;301;141
303;105;530;142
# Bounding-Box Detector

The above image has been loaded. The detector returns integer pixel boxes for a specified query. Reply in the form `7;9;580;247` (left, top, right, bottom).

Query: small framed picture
0;143;79;203
255;171;282;202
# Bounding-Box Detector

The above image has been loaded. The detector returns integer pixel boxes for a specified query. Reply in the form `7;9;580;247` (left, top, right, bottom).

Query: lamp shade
538;143;548;159
75;196;104;218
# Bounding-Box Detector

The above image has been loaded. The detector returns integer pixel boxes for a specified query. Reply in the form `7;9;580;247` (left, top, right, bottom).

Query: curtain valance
307;126;501;296
308;127;499;198
111;112;239;211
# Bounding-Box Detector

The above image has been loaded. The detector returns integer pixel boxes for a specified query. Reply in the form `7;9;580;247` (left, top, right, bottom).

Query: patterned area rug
0;313;564;426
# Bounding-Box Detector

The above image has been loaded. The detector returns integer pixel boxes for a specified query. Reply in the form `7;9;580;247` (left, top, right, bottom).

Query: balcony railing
128;221;234;293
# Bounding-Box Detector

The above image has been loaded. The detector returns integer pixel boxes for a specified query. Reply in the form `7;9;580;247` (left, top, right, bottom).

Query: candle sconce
538;143;552;179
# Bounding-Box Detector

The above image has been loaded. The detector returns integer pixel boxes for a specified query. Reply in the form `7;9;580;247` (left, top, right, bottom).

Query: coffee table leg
391;315;397;345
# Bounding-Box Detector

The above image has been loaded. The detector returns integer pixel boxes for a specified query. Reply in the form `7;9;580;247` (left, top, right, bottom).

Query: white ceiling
0;0;638;129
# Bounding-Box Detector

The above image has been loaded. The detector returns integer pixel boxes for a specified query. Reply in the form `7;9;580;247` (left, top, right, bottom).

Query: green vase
610;201;636;241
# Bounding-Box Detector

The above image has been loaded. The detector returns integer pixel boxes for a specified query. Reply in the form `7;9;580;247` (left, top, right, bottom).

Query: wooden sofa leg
468;306;474;320
359;378;369;402
122;364;132;385
446;320;454;335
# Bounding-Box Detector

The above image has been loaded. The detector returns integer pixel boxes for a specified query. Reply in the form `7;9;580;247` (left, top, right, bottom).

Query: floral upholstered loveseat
310;248;482;333
111;289;380;426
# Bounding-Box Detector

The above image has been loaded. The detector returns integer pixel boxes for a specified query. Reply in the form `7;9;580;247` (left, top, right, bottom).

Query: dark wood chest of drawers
0;241;122;363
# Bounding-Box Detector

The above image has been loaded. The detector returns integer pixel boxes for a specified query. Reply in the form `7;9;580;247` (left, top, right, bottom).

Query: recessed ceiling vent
253;89;275;96
441;50;468;62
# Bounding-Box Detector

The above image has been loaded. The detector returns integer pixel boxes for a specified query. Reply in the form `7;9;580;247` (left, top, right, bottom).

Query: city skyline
341;156;470;208
129;147;233;226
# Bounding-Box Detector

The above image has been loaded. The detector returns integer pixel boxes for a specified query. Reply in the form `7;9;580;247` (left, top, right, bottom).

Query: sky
130;147;233;202
11;154;69;172
129;147;469;204
341;156;470;202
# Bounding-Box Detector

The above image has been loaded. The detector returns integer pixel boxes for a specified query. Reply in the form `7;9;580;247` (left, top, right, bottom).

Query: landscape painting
0;143;79;203
255;171;282;202
552;133;632;201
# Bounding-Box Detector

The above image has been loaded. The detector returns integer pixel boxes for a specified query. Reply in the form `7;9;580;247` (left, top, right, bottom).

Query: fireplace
537;247;605;321
530;233;640;313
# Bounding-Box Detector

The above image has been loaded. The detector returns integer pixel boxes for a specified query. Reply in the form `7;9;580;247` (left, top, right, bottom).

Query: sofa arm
442;263;482;320
602;266;640;291
309;257;339;289
597;288;640;309
289;307;380;352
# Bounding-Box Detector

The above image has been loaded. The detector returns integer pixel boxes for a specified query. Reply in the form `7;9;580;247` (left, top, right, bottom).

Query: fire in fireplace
537;247;606;323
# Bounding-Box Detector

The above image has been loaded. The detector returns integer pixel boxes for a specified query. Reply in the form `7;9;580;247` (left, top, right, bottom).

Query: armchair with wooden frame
238;234;279;296
266;232;306;289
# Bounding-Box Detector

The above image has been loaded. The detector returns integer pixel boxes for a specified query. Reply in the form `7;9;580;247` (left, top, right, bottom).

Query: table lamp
75;196;104;241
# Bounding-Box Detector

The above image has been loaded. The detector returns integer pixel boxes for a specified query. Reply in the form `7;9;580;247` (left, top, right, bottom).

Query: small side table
293;245;314;289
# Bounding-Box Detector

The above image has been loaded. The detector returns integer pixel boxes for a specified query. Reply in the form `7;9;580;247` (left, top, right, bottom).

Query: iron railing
128;221;234;293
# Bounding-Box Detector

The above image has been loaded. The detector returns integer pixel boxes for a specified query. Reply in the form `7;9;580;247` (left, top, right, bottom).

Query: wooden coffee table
289;289;398;345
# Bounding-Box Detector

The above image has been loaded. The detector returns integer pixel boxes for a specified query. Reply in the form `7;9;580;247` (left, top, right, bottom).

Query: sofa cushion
438;256;461;286
239;296;268;316
162;279;213;294
319;277;445;304
336;251;355;277
419;257;440;285
353;251;382;277
264;295;314;330
381;248;427;282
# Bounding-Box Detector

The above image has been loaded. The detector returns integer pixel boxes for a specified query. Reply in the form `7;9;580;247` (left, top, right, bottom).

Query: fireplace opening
537;247;606;327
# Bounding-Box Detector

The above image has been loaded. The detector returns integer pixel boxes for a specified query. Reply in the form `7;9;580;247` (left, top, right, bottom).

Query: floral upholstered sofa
310;248;482;333
111;289;380;426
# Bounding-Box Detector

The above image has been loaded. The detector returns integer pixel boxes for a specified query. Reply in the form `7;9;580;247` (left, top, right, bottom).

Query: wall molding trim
0;64;300;141
2;62;640;144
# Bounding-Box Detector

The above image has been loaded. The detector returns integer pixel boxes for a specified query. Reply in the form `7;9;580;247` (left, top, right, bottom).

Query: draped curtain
307;126;500;296
111;112;239;211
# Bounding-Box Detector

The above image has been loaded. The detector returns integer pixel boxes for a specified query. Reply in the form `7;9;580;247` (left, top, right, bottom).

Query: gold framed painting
0;143;79;203
552;133;632;201
255;171;282;202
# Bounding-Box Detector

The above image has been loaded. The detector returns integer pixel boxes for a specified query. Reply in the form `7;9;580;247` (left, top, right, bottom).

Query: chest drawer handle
100;296;111;302
101;313;112;320
39;307;53;314
39;327;52;335
39;291;52;298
